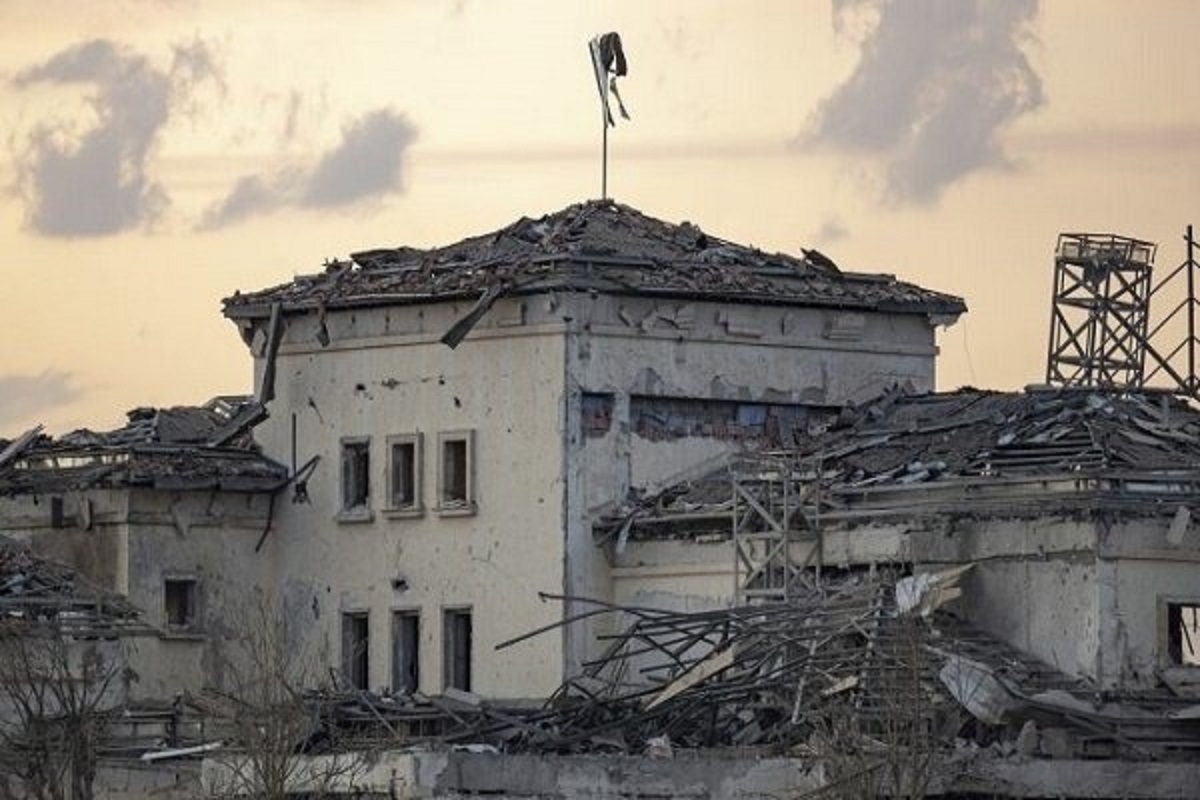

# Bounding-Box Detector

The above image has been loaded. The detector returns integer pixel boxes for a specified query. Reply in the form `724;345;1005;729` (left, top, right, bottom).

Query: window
1167;602;1200;666
164;579;198;629
437;431;475;513
339;438;371;520
392;610;420;693
443;608;472;692
385;434;423;515
341;612;370;690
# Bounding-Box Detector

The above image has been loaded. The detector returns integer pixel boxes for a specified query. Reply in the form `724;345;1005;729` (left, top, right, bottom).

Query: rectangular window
392;610;420;694
443;608;472;692
341;612;370;690
437;431;475;512
386;434;422;513
1167;602;1200;666
340;438;371;516
164;579;198;629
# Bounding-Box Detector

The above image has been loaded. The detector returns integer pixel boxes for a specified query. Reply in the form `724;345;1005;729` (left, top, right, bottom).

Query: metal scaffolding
1144;225;1200;399
731;453;823;604
1046;226;1200;401
1045;233;1156;390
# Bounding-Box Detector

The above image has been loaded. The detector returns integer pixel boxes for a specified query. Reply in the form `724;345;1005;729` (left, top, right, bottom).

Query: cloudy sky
3;0;1200;434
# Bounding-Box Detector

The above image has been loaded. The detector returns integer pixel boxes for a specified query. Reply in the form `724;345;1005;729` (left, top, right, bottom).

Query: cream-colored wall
123;489;276;700
233;290;945;698
611;538;733;612
1096;515;1200;689
252;303;568;700
0;488;275;702
917;517;1100;682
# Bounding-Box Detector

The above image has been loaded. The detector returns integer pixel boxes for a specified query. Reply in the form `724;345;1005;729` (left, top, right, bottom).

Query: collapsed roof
222;200;966;320
613;386;1200;534
0;537;146;635
0;396;286;496
466;570;1200;761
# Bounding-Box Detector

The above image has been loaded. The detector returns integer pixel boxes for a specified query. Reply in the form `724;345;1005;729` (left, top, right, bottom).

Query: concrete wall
95;762;201;800
195;748;1200;798
1097;514;1200;689
560;292;941;674
916;516;1101;683
251;299;568;699
201;749;826;799
0;487;274;702
235;289;944;699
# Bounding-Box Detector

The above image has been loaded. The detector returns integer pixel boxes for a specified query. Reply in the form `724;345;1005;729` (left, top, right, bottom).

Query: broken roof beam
441;284;504;349
0;425;44;470
206;402;268;448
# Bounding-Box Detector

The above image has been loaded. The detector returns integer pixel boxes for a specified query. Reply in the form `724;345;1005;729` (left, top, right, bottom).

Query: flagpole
602;110;608;200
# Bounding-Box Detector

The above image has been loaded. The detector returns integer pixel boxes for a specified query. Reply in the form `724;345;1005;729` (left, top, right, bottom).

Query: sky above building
2;0;1199;434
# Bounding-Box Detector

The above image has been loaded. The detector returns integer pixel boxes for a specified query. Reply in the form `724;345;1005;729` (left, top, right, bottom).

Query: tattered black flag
589;32;630;127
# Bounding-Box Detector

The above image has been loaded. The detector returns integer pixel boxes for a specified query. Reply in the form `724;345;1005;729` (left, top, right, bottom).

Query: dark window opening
342;440;370;511
164;579;197;628
342;612;370;690
443;608;472;692
580;393;616;438
1168;603;1200;666
391;442;417;508
441;439;468;506
392;611;420;694
628;395;837;448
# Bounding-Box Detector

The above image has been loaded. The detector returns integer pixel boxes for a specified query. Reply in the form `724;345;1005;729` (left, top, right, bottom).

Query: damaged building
10;199;1200;796
607;385;1200;696
0;397;287;700
218;198;965;699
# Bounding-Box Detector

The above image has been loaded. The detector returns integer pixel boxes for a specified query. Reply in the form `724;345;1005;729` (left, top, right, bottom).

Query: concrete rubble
0;396;286;496
222;199;965;327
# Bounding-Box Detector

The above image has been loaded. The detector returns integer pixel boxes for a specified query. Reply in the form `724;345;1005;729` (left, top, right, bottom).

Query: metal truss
1046;233;1156;390
1046;227;1200;401
732;454;823;605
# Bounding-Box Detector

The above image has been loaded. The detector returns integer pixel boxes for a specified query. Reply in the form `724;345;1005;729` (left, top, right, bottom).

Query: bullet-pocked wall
560;291;943;675
250;298;568;700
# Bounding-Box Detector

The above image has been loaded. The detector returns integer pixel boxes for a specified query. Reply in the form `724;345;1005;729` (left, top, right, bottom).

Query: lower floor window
392;611;420;694
164;578;198;629
1167;602;1200;666
342;612;370;690
443;608;472;692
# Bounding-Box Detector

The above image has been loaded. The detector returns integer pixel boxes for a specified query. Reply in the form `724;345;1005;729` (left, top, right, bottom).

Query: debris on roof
0;537;147;636
0;396;287;496
223;200;966;320
614;386;1200;534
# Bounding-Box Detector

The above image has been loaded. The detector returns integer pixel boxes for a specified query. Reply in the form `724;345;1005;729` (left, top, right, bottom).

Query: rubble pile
223;200;965;319
0;396;287;495
0;539;144;635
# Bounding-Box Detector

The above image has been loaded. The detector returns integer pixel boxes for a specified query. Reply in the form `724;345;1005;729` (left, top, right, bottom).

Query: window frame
442;606;473;693
1161;596;1200;667
436;430;476;515
163;576;200;634
337;436;374;523
391;608;421;694
384;433;424;518
341;610;371;691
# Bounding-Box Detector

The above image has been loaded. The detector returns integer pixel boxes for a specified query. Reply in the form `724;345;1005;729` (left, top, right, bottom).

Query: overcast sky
3;0;1200;434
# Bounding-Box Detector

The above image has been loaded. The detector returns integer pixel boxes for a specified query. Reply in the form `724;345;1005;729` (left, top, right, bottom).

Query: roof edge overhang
223;271;966;322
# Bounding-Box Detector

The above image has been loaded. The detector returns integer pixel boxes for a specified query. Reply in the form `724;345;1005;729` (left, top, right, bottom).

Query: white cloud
11;38;221;237
201;108;417;229
802;0;1043;205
